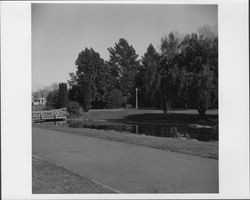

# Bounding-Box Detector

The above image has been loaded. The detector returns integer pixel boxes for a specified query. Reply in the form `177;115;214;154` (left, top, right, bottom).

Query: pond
36;119;218;142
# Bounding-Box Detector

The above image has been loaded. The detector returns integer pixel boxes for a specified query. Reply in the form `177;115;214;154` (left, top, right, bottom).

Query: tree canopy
136;44;161;107
108;38;140;99
67;26;218;115
69;48;111;109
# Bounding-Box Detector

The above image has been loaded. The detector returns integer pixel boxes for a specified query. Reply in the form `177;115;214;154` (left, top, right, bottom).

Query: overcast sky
32;4;217;91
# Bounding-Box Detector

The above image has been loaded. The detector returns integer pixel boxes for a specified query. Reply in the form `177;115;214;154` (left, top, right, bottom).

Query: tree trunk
163;100;171;114
197;107;206;116
184;103;188;110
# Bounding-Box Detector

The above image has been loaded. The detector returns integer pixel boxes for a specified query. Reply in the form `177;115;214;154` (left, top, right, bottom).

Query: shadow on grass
115;113;218;127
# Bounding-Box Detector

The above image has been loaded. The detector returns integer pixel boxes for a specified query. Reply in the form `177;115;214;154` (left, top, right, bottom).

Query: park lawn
74;108;162;120
75;109;218;127
34;125;218;159
32;156;115;194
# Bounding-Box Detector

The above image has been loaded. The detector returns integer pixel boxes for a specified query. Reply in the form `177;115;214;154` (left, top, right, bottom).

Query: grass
34;125;218;159
74;109;162;120
32;156;115;194
75;109;218;126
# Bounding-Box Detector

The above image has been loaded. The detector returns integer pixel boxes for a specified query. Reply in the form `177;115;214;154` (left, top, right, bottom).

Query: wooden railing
32;107;67;122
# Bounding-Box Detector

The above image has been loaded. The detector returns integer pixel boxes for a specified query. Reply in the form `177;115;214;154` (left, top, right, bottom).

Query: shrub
68;81;91;112
67;101;82;115
68;85;79;101
46;90;60;109
106;89;124;109
81;80;91;111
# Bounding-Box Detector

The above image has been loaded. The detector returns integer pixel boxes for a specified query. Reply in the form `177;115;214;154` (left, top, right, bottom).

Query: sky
32;4;217;91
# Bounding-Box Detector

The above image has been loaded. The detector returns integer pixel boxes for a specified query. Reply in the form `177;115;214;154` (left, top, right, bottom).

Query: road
32;127;218;193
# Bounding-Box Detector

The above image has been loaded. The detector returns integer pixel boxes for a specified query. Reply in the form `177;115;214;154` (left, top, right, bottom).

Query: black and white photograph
1;0;249;199
31;3;218;193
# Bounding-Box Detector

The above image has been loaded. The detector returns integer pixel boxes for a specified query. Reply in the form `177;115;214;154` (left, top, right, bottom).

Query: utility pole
136;88;138;109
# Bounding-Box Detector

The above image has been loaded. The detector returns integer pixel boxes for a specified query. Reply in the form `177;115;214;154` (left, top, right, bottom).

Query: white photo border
1;0;249;199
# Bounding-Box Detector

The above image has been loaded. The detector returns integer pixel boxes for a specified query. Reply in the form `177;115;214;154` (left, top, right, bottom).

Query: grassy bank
34;125;218;159
77;109;217;119
32;156;115;193
73;109;218;127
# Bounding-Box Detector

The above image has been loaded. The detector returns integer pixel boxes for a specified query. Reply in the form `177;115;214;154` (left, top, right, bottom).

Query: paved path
33;127;218;193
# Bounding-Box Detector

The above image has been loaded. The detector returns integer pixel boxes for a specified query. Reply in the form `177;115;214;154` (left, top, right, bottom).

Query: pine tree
59;83;68;108
138;44;161;107
108;38;140;101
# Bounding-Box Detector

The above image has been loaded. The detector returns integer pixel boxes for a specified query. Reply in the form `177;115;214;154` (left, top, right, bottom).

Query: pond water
37;119;218;142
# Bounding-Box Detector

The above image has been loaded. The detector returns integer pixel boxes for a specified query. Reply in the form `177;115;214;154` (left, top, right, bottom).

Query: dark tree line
66;26;218;115
68;39;140;111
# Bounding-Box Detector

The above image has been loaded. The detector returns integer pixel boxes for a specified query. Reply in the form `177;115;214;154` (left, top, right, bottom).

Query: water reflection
62;120;218;142
35;119;218;142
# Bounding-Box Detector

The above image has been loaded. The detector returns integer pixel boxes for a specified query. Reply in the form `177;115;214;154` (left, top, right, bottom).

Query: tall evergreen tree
108;38;140;101
137;44;161;107
59;83;68;108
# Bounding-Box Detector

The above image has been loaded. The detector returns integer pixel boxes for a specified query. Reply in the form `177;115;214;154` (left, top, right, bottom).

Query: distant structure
32;96;47;105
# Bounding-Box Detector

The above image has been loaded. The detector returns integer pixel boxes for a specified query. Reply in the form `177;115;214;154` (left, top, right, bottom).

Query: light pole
135;88;138;109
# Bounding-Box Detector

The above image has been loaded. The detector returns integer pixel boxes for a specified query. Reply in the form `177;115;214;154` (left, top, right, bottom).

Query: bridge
32;108;67;122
